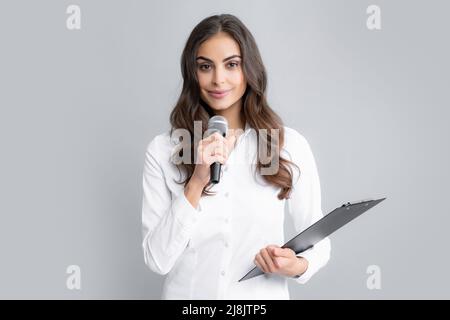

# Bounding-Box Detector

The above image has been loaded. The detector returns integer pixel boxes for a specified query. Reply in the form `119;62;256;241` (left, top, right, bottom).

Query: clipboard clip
341;198;374;207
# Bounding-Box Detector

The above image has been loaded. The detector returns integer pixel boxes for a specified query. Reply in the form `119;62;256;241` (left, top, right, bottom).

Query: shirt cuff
293;247;319;284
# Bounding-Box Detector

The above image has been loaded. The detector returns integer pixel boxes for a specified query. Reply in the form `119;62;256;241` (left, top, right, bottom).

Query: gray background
0;0;448;299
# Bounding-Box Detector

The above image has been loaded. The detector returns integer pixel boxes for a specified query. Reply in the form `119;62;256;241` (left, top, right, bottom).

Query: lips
207;89;231;99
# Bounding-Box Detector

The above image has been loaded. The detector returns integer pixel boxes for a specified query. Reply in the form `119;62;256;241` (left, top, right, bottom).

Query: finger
261;248;277;273
254;260;263;272
255;253;268;273
203;132;223;145
204;140;224;155
214;144;227;157
214;155;226;165
203;144;221;161
209;147;225;160
267;244;281;251
206;154;226;165
266;247;280;269
266;245;280;257
210;144;230;162
272;247;292;258
273;257;280;269
211;132;224;142
202;134;215;144
216;137;229;151
201;138;216;150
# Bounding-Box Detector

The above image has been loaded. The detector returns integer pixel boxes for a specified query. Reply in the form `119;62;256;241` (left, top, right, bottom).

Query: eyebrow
195;55;242;63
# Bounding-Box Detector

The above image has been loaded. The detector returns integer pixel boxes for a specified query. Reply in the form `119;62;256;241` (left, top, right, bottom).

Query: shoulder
145;130;176;165
282;125;320;175
283;126;308;146
282;126;312;159
282;126;321;184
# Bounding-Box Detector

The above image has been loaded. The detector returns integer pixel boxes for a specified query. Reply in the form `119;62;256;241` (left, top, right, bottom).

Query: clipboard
238;197;386;282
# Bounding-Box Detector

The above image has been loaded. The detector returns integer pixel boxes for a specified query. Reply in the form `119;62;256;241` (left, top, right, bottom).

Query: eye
228;61;240;68
199;64;211;71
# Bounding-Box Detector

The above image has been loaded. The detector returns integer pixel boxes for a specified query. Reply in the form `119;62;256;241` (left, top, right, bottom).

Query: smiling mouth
207;89;232;99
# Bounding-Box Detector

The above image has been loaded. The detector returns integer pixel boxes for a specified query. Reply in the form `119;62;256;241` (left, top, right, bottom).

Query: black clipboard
238;197;386;282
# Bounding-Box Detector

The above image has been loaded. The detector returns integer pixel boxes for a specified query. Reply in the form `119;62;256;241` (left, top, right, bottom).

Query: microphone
206;115;228;184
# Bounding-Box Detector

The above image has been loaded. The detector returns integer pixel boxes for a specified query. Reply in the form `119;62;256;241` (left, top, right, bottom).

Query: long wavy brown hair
169;14;300;200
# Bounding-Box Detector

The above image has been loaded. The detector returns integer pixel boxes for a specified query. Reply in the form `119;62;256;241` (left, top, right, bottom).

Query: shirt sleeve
285;131;331;284
141;136;204;275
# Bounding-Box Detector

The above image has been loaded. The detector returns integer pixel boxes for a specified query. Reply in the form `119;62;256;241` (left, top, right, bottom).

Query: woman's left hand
254;245;309;278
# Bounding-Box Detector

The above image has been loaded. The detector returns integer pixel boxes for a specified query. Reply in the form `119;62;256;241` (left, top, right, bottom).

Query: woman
141;14;330;299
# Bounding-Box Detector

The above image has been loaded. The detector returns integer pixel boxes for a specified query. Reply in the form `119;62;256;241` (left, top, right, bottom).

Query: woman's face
196;32;247;112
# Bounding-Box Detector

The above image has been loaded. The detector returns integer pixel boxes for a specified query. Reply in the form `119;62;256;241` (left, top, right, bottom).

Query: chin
206;98;241;111
209;102;231;110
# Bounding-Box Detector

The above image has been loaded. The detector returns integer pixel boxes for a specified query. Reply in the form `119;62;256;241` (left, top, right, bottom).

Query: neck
215;99;245;131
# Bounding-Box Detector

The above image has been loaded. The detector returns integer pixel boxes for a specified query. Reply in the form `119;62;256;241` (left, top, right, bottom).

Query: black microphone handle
210;162;222;184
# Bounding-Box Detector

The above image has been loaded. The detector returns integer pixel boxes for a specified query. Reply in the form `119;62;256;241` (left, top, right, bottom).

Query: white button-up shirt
141;123;331;299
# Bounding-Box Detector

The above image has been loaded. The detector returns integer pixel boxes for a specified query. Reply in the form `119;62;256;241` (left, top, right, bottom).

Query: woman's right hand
190;132;237;188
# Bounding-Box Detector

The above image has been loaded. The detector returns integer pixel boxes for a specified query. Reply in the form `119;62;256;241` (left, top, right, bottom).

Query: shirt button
221;270;226;276
224;242;229;248
224;218;229;224
224;192;229;197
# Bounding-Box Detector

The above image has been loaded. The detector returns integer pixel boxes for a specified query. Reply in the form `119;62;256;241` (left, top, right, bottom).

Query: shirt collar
232;121;252;147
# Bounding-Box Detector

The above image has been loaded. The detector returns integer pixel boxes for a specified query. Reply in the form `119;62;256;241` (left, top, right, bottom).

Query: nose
212;66;226;85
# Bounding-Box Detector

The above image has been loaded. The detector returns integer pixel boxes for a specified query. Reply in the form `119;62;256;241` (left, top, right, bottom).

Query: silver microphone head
206;115;228;137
